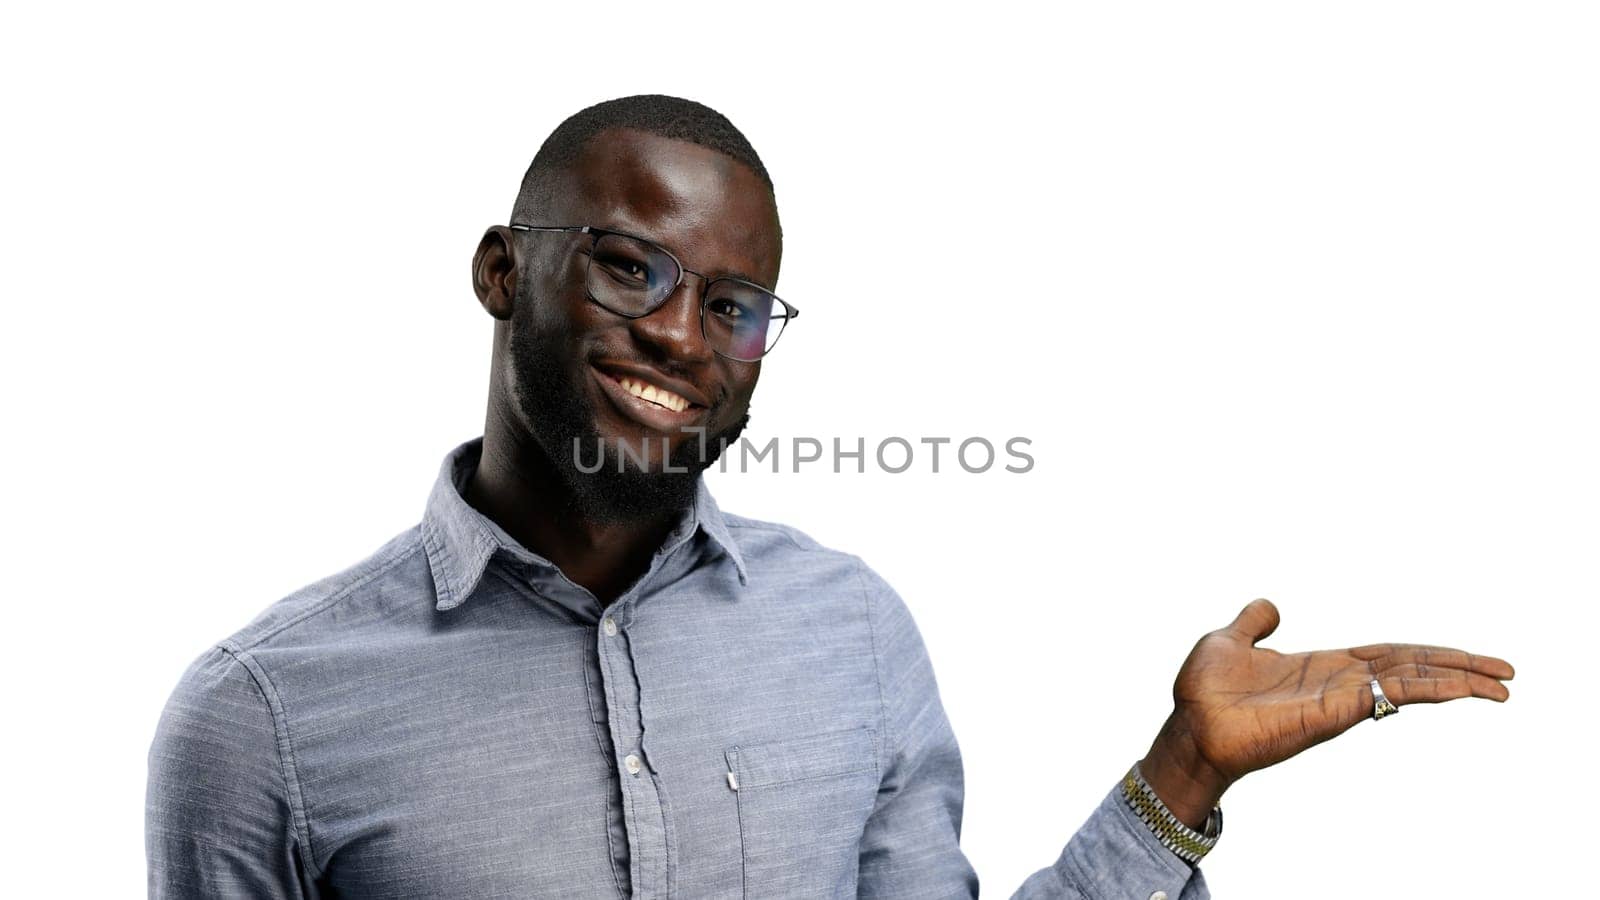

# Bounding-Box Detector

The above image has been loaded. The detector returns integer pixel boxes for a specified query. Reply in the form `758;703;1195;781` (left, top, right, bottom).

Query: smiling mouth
590;365;710;433
613;375;692;412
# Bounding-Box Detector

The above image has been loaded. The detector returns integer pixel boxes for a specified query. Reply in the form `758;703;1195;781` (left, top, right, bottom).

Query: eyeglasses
510;223;798;362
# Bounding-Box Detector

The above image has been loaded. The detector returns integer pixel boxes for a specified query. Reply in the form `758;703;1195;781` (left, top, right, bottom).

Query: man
146;95;1514;898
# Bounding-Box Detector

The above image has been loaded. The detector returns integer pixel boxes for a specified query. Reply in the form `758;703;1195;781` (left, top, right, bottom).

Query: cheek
522;248;596;336
523;283;602;350
720;363;760;411
568;302;621;339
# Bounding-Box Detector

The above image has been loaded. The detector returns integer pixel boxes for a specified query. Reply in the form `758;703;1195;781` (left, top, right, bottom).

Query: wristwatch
1121;762;1223;865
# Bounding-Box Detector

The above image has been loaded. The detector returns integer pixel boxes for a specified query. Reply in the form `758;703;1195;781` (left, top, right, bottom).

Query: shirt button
602;617;618;637
1149;892;1169;900
624;754;642;776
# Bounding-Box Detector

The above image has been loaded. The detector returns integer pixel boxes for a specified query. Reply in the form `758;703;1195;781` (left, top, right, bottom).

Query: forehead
551;128;781;285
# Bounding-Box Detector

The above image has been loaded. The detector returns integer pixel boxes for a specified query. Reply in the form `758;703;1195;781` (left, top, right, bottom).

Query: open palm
1172;598;1515;782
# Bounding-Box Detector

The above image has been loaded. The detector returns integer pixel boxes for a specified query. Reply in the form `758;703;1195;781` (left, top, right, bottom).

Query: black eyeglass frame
509;223;798;362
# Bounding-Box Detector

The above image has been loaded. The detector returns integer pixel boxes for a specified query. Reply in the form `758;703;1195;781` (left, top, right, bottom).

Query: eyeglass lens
586;233;787;361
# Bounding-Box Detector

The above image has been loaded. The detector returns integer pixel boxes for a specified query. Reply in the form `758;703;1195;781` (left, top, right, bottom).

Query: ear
472;226;520;320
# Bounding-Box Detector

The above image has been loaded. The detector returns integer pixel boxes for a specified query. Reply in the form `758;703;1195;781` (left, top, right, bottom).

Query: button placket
595;604;669;898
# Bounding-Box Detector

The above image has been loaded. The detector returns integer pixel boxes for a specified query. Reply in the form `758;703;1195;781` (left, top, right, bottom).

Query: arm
854;565;1206;899
857;586;1515;899
146;648;315;899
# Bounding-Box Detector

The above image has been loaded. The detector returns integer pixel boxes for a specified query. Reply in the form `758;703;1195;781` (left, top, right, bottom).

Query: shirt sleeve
145;647;316;899
855;564;1210;900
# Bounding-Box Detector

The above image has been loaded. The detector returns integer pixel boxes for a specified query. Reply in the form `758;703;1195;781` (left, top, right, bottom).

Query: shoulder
152;526;432;749
720;509;840;555
719;510;883;588
717;515;950;749
146;644;292;834
719;510;913;618
150;528;430;801
216;525;430;656
153;645;271;739
147;646;313;883
152;524;427;744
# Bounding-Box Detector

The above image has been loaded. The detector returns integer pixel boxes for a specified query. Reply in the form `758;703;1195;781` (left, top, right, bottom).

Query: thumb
1226;597;1280;645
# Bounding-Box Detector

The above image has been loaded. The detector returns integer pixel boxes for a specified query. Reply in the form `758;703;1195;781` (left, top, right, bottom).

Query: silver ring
1370;678;1399;721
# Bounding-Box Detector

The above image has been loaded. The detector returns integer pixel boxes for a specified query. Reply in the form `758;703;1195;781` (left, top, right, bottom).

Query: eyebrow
604;223;773;291
710;268;772;290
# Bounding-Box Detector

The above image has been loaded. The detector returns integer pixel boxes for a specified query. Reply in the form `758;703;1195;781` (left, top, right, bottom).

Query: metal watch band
1120;762;1223;865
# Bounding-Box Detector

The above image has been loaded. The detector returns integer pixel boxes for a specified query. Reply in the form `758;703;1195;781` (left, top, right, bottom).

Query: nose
629;274;714;364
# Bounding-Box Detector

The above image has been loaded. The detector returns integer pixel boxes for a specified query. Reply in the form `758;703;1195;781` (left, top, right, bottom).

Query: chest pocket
724;725;881;899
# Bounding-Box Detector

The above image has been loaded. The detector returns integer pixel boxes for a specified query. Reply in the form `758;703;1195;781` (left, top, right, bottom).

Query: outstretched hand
1139;598;1515;828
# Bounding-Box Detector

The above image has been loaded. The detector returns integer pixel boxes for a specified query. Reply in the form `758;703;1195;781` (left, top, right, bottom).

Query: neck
466;409;683;607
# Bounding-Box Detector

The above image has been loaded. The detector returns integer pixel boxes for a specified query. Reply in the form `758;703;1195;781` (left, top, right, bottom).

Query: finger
1376;670;1512;705
1369;662;1509;691
1370;647;1516;680
1351;644;1515;680
1225;598;1280;645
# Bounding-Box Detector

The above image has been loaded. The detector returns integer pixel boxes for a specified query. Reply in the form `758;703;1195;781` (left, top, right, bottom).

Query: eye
708;298;747;320
594;251;652;286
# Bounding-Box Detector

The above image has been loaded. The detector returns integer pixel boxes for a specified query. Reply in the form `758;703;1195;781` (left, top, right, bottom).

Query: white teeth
618;376;688;412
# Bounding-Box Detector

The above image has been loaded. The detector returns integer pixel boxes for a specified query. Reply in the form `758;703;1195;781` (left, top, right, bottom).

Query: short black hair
512;94;772;222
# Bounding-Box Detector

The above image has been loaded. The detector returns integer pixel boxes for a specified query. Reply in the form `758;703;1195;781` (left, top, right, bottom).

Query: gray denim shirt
147;438;1210;899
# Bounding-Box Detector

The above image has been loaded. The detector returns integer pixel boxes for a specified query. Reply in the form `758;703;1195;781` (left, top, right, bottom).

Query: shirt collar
420;437;747;611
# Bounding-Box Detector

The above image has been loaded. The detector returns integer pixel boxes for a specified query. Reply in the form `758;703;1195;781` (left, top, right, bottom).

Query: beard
506;289;749;524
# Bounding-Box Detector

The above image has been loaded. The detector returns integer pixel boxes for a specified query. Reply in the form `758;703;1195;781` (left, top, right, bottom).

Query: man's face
505;128;782;519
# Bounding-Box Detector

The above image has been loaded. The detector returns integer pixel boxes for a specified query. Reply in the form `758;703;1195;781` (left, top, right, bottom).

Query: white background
4;3;1596;897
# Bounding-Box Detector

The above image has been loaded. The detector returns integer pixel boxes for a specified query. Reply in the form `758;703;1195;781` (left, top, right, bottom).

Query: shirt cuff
1056;777;1205;899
